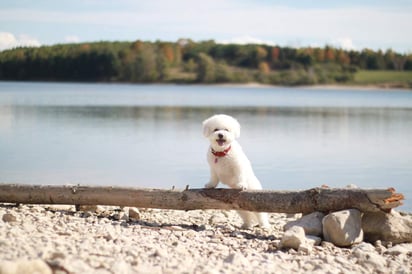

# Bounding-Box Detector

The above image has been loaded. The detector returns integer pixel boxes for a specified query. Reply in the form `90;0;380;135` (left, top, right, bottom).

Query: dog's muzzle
216;133;227;146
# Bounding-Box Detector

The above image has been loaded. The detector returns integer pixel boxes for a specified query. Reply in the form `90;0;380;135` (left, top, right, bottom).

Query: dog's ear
202;118;212;137
231;117;241;138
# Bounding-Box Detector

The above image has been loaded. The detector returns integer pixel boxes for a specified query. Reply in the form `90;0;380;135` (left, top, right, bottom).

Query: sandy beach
1;204;411;274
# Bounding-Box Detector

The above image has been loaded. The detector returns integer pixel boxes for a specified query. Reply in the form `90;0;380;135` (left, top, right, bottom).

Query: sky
1;0;412;52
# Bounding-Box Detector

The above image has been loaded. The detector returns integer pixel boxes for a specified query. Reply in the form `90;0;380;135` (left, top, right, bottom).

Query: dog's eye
213;128;219;132
224;128;229;132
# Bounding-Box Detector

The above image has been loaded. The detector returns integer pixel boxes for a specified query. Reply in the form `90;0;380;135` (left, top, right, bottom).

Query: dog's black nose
218;133;224;139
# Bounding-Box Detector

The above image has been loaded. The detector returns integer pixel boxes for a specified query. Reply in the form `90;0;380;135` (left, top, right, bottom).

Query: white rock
352;242;376;254
0;259;52;274
362;210;412;244
280;226;306;250
45;205;74;211
374;240;386;254
322;209;363;247
351;244;385;270
384;243;412;256
128;207;140;221
284;211;324;236
152;248;168;258
298;243;312;254
111;260;133;274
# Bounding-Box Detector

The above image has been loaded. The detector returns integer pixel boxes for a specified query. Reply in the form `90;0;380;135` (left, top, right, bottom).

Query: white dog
202;114;270;229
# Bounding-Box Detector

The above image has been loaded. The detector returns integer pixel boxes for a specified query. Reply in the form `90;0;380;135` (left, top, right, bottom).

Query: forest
0;39;411;87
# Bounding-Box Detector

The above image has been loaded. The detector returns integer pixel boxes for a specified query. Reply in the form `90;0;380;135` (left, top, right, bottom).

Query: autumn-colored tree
15;50;26;61
315;48;325;62
337;50;350;65
131;40;144;52
325;47;335;62
1;39;411;84
304;48;314;56
256;46;268;60
271;47;280;62
161;44;174;63
258;61;270;74
80;44;90;52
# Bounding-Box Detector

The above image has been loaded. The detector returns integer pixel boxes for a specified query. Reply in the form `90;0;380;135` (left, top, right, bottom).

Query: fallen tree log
0;184;404;214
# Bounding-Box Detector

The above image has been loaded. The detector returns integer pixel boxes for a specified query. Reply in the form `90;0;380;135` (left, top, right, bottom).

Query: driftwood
0;184;404;214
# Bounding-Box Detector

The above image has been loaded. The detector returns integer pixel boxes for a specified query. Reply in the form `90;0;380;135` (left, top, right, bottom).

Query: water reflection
1;83;412;211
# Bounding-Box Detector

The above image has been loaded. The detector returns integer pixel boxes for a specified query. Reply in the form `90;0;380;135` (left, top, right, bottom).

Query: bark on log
0;184;404;214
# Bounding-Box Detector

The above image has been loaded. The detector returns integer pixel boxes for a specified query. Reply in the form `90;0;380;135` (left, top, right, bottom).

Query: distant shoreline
212;82;412;91
1;80;411;91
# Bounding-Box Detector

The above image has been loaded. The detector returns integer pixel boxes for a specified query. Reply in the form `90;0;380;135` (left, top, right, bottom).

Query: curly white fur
202;114;270;229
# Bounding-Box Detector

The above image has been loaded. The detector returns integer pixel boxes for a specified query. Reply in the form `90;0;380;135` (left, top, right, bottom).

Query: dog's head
202;114;240;150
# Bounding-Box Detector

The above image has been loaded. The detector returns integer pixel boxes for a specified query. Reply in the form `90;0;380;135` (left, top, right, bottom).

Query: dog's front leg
235;174;248;190
235;182;248;190
205;169;219;188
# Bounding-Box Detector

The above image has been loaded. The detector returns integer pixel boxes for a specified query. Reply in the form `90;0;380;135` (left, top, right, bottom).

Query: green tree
196;53;216;83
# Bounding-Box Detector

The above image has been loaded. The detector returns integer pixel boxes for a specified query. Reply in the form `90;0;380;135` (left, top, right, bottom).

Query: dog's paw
236;182;248;190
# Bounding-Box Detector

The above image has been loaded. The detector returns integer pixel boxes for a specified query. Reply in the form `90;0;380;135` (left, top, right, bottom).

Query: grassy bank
352;70;412;88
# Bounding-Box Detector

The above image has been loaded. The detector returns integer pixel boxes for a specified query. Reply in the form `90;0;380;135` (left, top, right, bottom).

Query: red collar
211;146;231;157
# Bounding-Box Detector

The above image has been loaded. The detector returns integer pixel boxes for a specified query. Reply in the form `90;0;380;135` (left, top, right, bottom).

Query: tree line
0;39;411;85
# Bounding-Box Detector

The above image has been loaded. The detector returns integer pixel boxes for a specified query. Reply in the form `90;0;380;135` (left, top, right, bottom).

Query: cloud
219;35;276;46
64;35;80;43
0;1;411;52
330;37;356;50
0;32;41;51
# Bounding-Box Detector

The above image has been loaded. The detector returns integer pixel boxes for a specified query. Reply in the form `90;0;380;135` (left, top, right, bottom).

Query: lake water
1;82;411;212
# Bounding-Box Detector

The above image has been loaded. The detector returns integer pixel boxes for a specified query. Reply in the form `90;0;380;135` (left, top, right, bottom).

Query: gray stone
2;213;17;223
224;252;248;265
77;205;99;212
322;209;363;247
284;211;324;236
113;211;129;221
362;210;412;244
280;226;306;250
306;235;322;246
